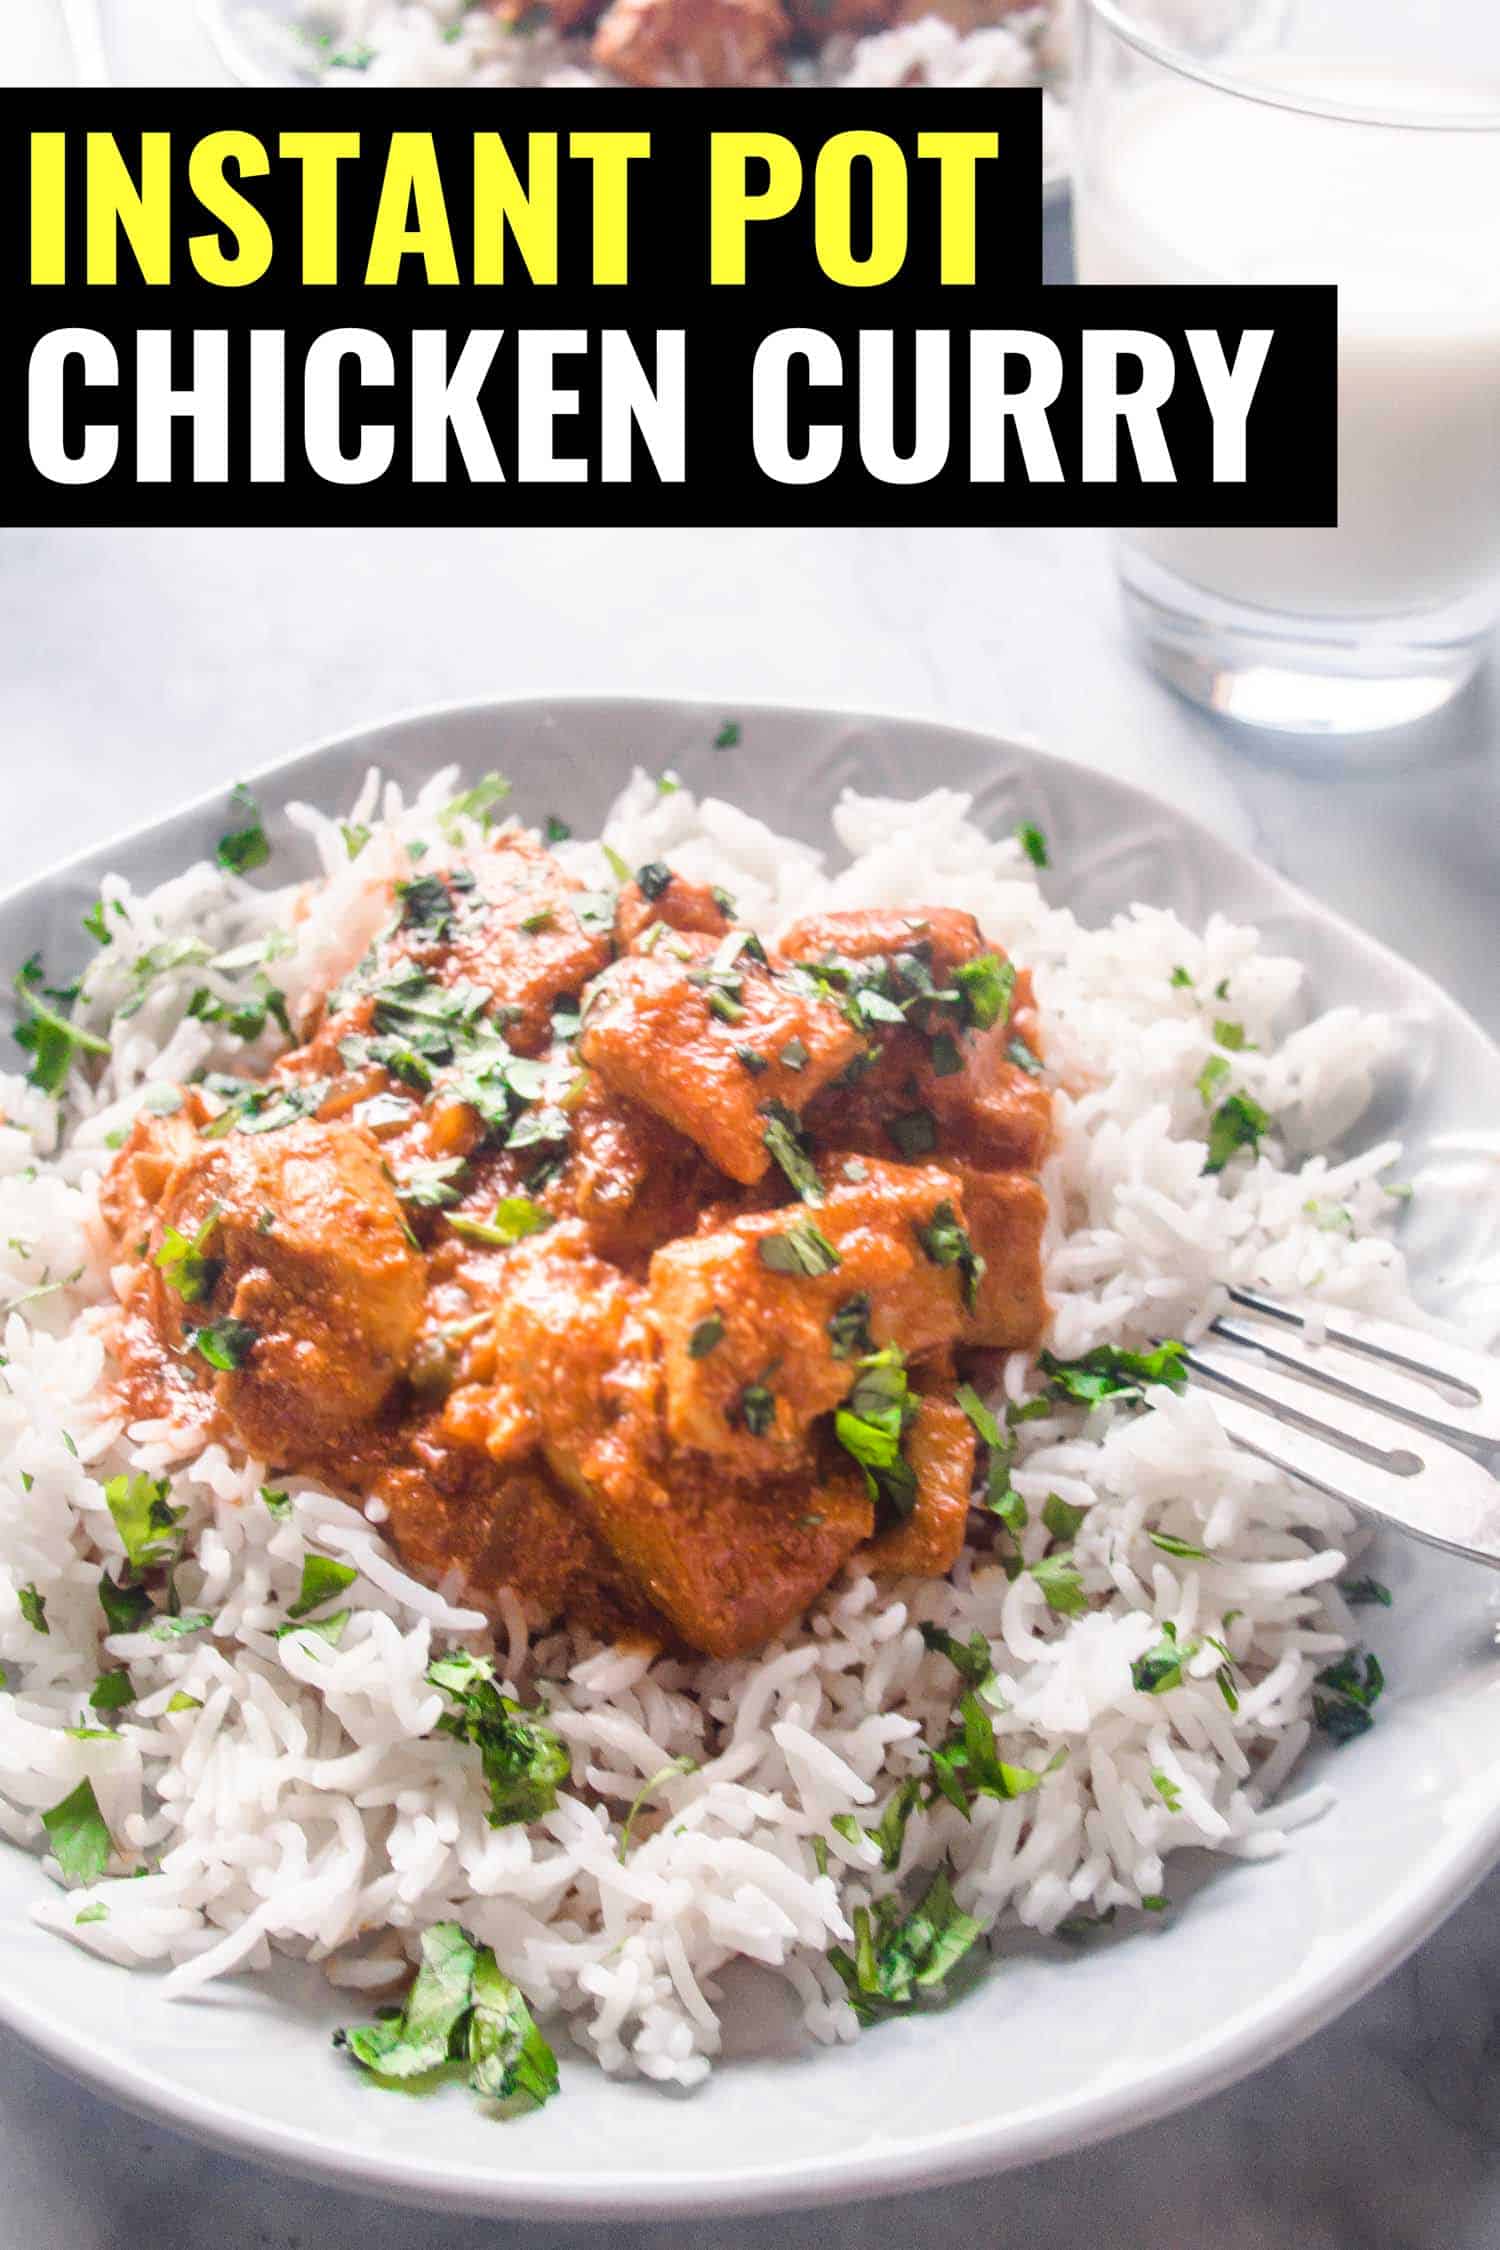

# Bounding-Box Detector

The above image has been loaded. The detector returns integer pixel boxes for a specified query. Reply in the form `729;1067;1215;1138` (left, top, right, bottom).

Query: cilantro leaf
18;1582;48;1633
12;962;112;1095
336;1921;478;2080
153;1205;222;1304
914;1201;985;1312
687;1313;725;1358
42;1776;112;1885
441;773;511;840
468;1946;560;2108
1041;1493;1087;1543
288;1553;358;1618
834;1347;917;1520
761;1101;824;1204
187;1317;258;1372
1017;823;1049;870
89;1671;134;1712
103;1472;184;1573
1314;1649;1385;1744
1205;1092;1272;1174
919;1622;996;1690
426;1652;571;1827
758;1221;841;1278
216;785;271;876
830;1868;983;2021
1028;1551;1087;1617
1041;1341;1188;1406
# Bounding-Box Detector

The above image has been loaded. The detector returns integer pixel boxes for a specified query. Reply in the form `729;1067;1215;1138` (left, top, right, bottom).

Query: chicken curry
100;827;1050;1658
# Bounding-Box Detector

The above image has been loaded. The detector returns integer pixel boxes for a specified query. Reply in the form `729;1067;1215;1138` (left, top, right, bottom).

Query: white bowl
4;697;1499;2220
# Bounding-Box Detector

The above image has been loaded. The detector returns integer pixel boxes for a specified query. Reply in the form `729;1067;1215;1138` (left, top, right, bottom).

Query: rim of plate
3;693;1499;2220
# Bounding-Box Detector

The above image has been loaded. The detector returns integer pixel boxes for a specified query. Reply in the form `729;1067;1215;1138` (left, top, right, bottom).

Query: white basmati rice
0;765;1420;2089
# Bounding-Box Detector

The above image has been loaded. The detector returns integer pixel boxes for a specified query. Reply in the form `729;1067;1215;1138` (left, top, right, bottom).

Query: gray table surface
8;5;1500;2236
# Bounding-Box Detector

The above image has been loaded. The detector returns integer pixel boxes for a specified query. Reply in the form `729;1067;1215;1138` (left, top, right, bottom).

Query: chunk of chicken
377;1451;647;1634
142;1120;425;1460
557;1075;718;1271
778;906;995;984
292;830;612;1074
615;871;733;950
579;941;862;1183
593;0;786;84
648;1158;976;1461
947;1163;1049;1349
482;1227;870;1653
862;1397;975;1577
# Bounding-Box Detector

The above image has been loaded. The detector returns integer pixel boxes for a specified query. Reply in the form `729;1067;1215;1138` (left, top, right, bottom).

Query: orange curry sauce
99;829;1051;1657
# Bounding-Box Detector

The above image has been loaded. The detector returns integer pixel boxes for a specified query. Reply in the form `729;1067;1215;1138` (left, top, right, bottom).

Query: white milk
1074;64;1500;618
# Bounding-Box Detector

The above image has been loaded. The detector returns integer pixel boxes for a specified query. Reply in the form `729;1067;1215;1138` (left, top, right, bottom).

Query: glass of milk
1073;0;1500;738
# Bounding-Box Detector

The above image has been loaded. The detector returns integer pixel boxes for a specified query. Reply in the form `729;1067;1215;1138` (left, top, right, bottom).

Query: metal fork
1181;1287;1500;1570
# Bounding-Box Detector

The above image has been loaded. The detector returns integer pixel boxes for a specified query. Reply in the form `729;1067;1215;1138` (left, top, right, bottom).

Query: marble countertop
8;6;1500;2237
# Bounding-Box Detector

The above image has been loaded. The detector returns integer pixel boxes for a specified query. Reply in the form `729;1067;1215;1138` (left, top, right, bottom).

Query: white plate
4;697;1500;2220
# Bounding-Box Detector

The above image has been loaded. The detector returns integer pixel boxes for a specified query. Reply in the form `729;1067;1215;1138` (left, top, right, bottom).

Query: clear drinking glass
1072;0;1500;737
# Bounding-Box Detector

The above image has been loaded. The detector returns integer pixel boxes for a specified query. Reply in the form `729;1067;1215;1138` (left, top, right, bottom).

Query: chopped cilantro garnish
635;863;674;901
441;773;511;839
1028;1552;1087;1616
834;1347;917;1519
687;1313;726;1358
89;1671;134;1713
954;1382;1003;1450
148;1610;213;1642
1213;1019;1248;1051
394;1156;468;1210
735;1382;777;1438
153;1204;222;1304
1132;1623;1190;1695
42;1777;112;1884
1195;1054;1231;1107
735;1046;769;1075
1343;1577;1393;1608
544;814;571;843
779;1036;809;1071
341;822;371;860
449;1197;553;1247
1151;1769;1182;1811
830;1867;983;2022
335;1920;476;2079
828;1292;874;1360
103;1472;184;1573
426;1651;571;1826
886;1108;937;1159
1170;965;1194;989
1204;1092;1272;1174
187;1318;258;1372
166;1691;203;1712
928;1030;963;1078
1005;1035;1044;1077
1149;1530;1206;1559
1314;1649;1385;1744
1041;1493;1087;1542
260;1485;292;1520
468;1945;560;2107
953;953;1015;1032
919;1622;996;1690
12;960;112;1094
276;1609;348;1649
74;1902;109;1925
288;1553;358;1619
216;785;271;877
1041;1341;1187;1406
1017;823;1049;870
18;1582;48;1633
761;1101;823;1204
714;720;741;750
914;1201;985;1311
758;1221;841;1278
98;1572;152;1635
